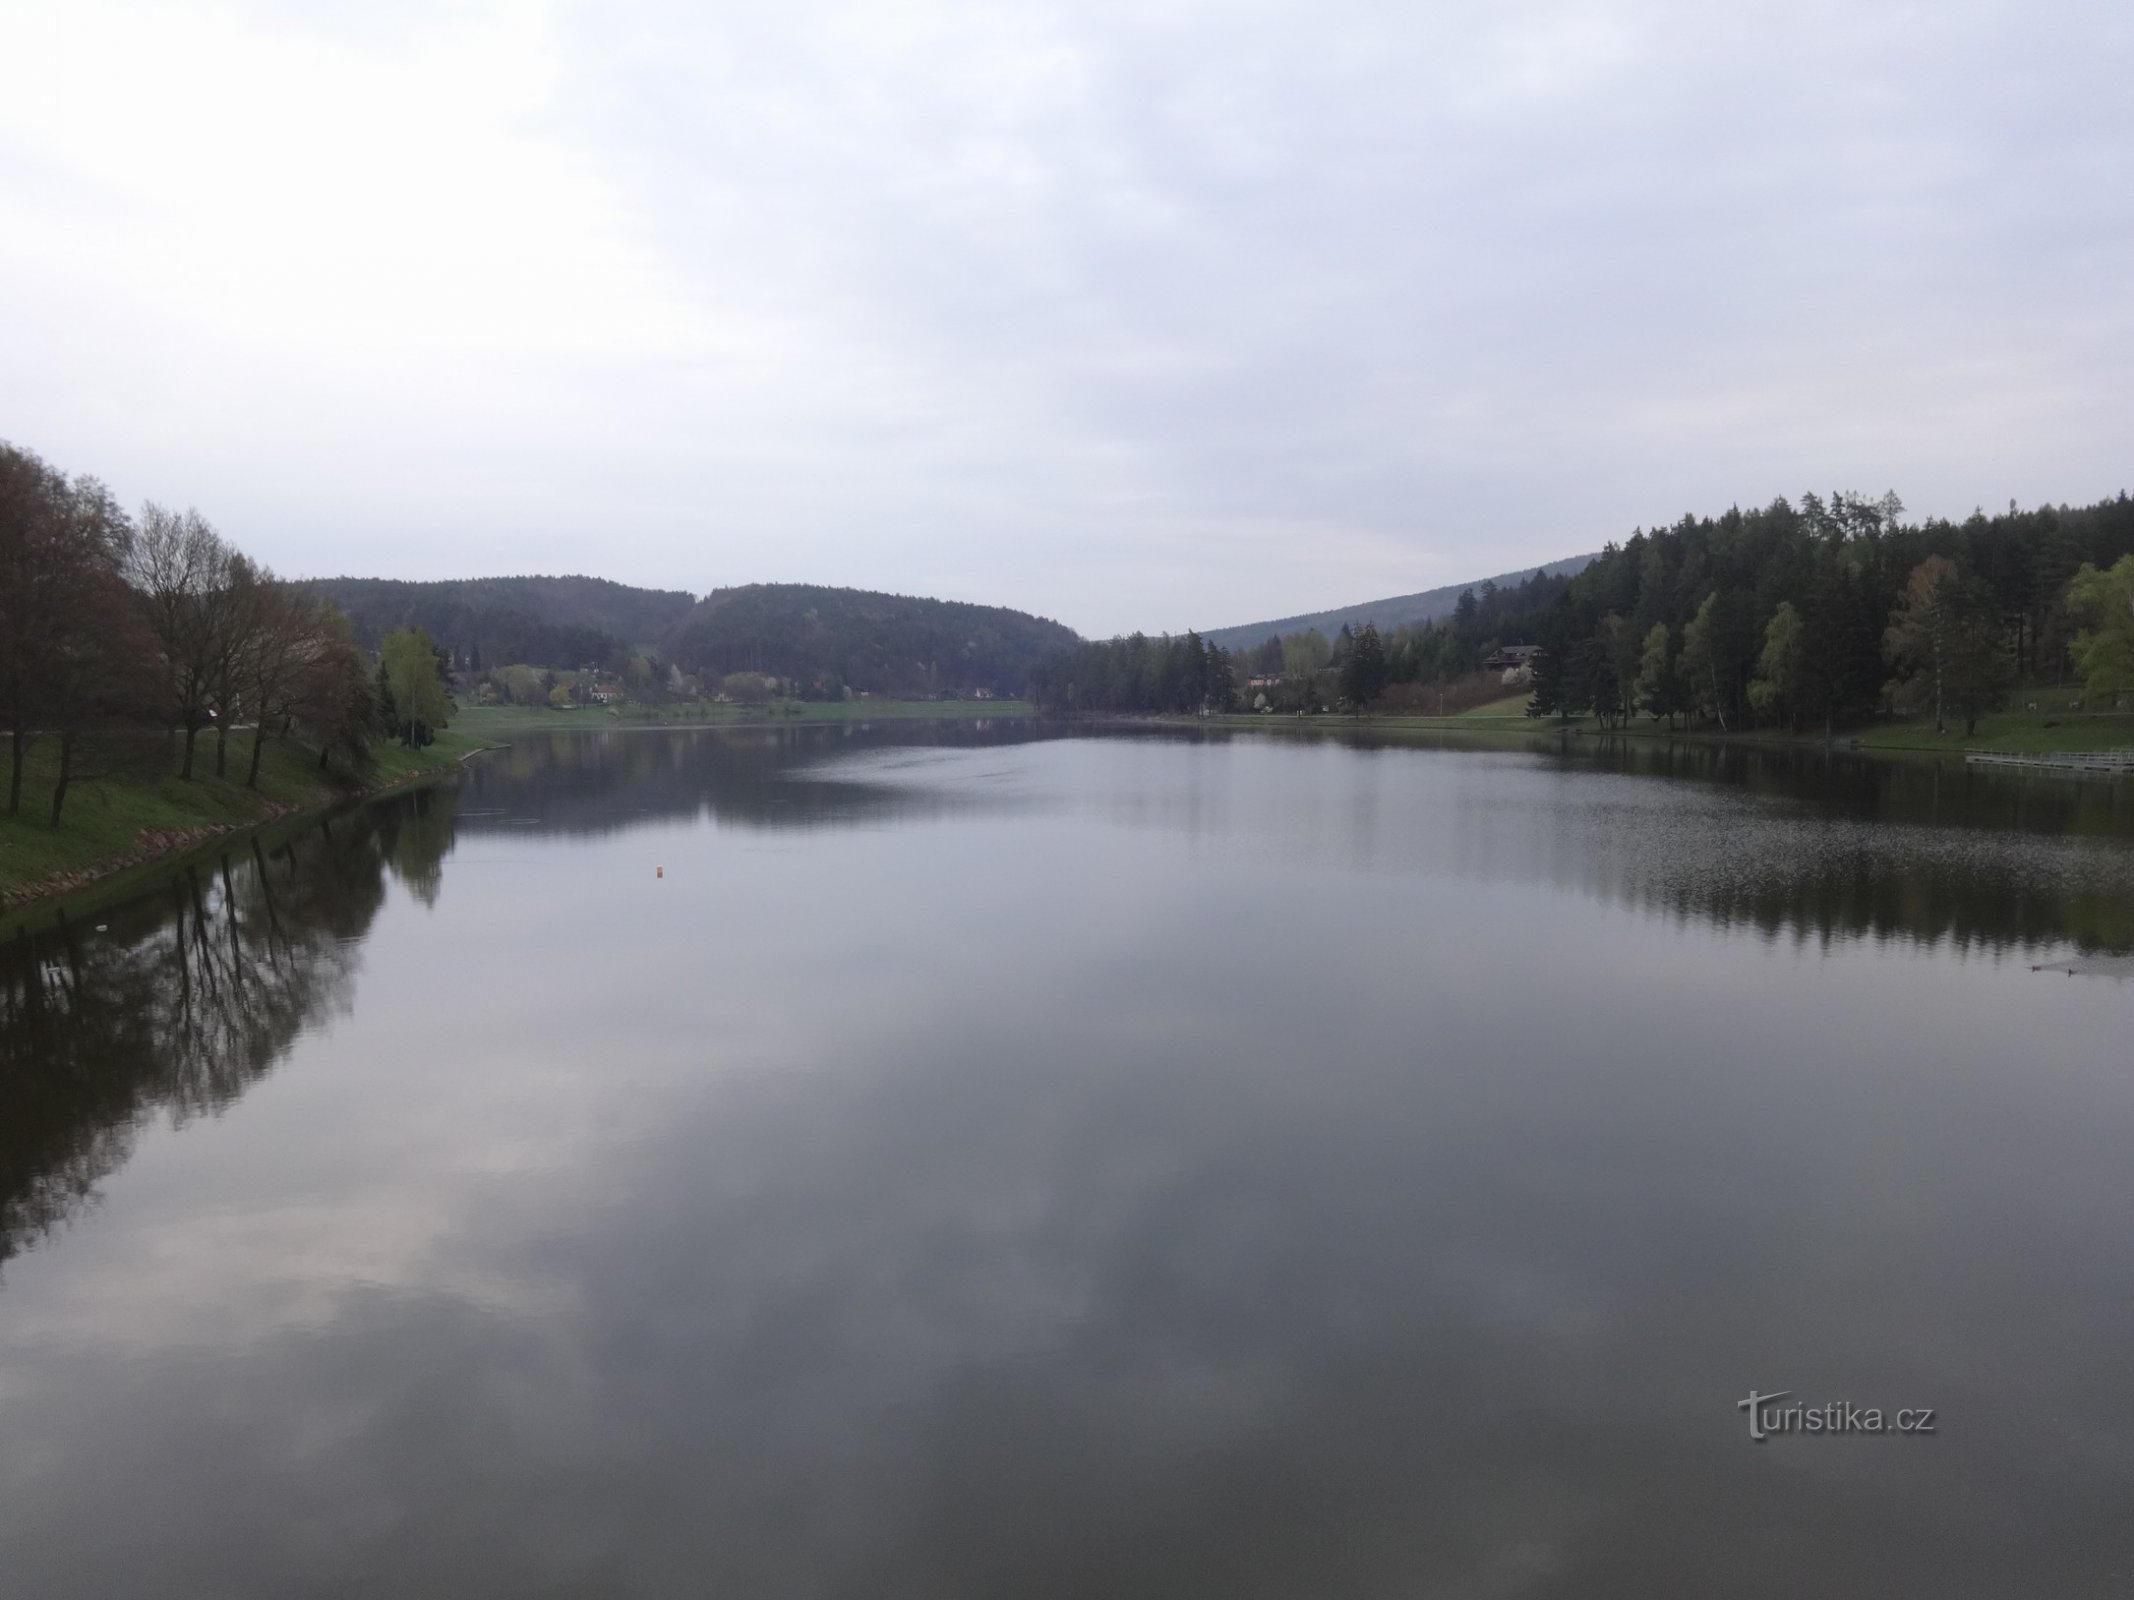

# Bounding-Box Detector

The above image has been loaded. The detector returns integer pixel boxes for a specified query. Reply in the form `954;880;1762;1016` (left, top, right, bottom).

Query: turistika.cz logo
1737;1389;1937;1442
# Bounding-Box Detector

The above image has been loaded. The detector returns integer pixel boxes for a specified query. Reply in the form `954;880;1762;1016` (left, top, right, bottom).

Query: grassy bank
1208;702;2134;754
457;698;1032;732
0;729;485;908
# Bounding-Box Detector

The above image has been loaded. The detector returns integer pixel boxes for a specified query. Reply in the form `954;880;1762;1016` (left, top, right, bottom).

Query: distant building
1483;644;1541;685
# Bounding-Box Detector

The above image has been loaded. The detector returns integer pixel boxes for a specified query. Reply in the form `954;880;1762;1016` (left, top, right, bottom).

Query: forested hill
1518;490;2134;733
1037;488;2134;732
1201;554;1598;650
661;584;1079;696
303;575;698;668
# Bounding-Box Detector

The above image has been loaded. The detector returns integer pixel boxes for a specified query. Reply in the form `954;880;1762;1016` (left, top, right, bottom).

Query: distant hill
304;575;699;668
1201;555;1598;650
662;584;1079;697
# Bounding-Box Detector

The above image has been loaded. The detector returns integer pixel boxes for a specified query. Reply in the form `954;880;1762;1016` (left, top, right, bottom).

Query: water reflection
457;721;1044;838
7;728;2132;1271
1095;726;2134;954
0;791;453;1266
2;728;2133;1597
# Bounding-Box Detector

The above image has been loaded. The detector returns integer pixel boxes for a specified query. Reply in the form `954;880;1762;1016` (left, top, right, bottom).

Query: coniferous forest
1035;490;2134;734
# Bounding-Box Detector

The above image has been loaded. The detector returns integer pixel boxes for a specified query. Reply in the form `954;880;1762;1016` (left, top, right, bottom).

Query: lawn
1570;706;2134;754
1;727;485;905
1455;692;1537;718
1209;701;2134;755
1811;708;2134;754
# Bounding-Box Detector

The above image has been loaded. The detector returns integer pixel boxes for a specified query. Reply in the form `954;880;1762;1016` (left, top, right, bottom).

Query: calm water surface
4;725;2133;1597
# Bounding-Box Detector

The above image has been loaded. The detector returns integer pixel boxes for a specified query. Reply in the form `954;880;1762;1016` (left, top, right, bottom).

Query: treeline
1229;569;1574;709
1;440;450;827
307;575;697;673
662;583;1080;698
1044;489;2134;730
1030;587;1559;716
1028;631;1239;714
1511;490;2134;733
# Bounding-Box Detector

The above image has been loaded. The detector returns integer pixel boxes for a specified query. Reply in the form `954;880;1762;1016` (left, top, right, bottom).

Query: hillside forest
1037;490;2134;734
313;576;1080;704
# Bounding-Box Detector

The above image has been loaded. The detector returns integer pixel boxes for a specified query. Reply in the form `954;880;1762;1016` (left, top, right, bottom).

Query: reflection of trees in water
7;726;2122;1272
1128;724;2134;953
1559;805;2134;954
0;791;455;1267
385;784;456;909
486;722;2134;952
1102;724;2134;951
1531;738;2134;953
456;722;1043;839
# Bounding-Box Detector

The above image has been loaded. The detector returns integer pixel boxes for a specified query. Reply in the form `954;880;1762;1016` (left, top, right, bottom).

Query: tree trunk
1934;656;1944;733
49;731;72;827
215;721;229;777
7;723;24;814
247;723;267;788
181;722;199;779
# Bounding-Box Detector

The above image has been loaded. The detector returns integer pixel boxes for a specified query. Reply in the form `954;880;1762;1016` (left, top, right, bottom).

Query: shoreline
0;706;1022;921
1183;706;2134;759
1;734;495;925
15;701;2124;922
453;699;1034;733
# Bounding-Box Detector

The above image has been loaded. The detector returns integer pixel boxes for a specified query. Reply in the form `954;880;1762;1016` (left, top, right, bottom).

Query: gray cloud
1;0;2127;635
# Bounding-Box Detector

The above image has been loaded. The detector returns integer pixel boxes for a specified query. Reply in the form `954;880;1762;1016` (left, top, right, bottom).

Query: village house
1482;644;1542;685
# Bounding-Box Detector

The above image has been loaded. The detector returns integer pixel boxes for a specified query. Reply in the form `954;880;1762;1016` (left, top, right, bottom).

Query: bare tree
0;443;65;811
288;604;379;773
0;445;139;815
239;576;329;788
124;504;236;780
206;553;279;779
37;478;145;825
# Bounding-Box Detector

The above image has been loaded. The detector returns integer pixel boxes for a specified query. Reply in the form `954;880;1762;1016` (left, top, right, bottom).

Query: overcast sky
2;1;2128;637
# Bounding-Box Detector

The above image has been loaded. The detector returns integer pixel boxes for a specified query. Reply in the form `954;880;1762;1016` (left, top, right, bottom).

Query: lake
4;723;2133;1597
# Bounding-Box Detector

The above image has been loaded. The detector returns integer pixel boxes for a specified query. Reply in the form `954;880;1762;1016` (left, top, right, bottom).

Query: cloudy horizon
2;0;2129;637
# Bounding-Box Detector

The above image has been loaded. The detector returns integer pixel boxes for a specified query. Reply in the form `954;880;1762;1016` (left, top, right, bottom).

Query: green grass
456;697;1032;731
1456;692;1537;718
1543;705;2134;754
1;727;485;906
1803;708;2134;753
1213;702;2134;754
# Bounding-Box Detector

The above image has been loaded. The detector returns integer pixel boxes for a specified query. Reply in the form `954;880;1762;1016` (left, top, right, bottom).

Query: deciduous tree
380;626;453;746
125;504;236;779
1635;622;1687;728
1748;602;1807;730
2065;555;2134;705
1884;556;2010;735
